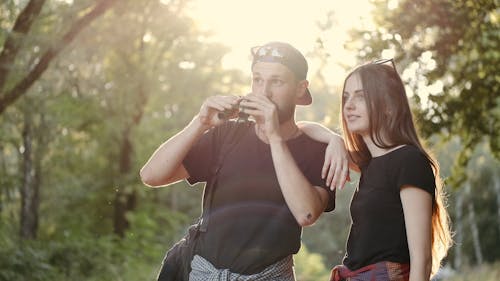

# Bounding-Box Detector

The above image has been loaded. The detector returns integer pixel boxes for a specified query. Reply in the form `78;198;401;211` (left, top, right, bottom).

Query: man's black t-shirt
183;121;335;274
343;145;435;270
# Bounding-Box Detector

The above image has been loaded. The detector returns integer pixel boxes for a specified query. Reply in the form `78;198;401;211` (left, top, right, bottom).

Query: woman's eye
354;93;365;100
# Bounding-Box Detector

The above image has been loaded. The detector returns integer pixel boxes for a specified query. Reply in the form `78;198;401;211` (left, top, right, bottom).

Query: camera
217;99;252;122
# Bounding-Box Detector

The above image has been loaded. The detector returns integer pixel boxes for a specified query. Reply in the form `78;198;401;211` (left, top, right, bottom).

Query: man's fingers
331;164;342;190
240;98;277;122
337;165;349;190
240;97;272;112
204;100;224;112
335;164;347;190
322;155;331;179
205;97;235;112
326;163;336;188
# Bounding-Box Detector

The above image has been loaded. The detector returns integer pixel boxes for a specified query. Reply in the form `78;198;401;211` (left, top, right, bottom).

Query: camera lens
218;109;235;120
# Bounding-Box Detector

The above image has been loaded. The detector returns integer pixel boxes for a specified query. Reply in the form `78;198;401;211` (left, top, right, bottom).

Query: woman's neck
362;134;404;158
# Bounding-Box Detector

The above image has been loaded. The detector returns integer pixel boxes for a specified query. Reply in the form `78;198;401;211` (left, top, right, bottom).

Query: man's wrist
268;136;285;146
329;134;343;145
191;114;211;133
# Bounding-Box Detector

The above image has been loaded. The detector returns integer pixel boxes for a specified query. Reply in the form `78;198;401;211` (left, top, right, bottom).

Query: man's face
251;61;302;123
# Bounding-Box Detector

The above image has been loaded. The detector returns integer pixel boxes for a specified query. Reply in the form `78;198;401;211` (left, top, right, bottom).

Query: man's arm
139;117;207;187
269;139;331;226
140;95;239;187
241;95;330;226
299;121;359;179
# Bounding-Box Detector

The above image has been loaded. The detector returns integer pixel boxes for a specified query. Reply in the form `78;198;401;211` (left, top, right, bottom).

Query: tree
0;0;118;115
436;139;500;267
0;0;119;240
0;0;249;278
347;0;499;187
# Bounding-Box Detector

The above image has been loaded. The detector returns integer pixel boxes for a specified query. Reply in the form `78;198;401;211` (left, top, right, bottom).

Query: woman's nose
344;97;354;110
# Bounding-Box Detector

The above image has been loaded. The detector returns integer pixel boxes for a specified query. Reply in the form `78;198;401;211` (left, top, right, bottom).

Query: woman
301;59;452;281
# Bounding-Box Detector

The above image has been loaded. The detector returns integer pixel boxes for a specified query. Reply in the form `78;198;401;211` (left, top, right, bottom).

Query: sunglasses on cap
251;45;286;59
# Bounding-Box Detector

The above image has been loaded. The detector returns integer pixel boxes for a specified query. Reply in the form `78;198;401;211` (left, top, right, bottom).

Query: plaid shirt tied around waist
330;261;410;281
189;254;295;281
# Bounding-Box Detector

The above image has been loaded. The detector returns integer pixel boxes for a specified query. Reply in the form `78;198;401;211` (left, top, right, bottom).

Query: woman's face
343;73;370;136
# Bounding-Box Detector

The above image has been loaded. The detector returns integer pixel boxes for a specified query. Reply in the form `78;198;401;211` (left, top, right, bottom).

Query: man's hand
197;95;240;129
239;94;281;141
323;137;350;190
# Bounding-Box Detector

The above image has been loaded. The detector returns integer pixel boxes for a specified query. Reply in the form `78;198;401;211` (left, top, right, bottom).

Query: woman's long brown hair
341;63;452;277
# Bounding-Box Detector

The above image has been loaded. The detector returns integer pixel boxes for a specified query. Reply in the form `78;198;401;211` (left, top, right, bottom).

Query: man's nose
257;81;272;98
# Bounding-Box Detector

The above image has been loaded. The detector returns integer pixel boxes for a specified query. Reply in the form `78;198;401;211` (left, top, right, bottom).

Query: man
140;42;345;279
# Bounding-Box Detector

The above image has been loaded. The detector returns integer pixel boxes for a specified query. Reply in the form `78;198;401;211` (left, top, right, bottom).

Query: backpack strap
199;121;251;232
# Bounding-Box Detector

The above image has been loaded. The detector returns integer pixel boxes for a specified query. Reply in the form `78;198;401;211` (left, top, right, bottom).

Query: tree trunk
453;189;464;269
0;143;5;214
113;129;137;237
466;183;483;265
112;27;154;237
494;176;500;239
19;112;39;239
0;0;46;91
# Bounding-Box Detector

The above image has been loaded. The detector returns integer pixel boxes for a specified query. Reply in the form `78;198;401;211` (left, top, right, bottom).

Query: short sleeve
394;147;435;197
302;141;336;212
183;128;218;185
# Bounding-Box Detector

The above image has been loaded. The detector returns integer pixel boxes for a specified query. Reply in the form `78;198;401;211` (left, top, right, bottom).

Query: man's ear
295;80;309;100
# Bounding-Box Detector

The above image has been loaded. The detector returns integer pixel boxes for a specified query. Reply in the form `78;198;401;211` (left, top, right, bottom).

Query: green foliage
0;0;245;279
1;0;499;279
302;176;359;265
445;142;500;264
295;244;331;281
0;198;195;281
0;241;60;281
0;220;118;281
442;261;500;281
348;0;499;187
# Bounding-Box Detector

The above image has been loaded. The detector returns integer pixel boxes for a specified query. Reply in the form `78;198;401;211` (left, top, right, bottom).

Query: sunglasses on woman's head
371;58;398;73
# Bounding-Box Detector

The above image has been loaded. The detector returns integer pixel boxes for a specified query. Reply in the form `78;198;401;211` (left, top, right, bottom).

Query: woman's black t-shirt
343;145;435;270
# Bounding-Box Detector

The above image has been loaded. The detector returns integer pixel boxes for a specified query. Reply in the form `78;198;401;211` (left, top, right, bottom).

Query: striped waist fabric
189;254;295;281
330;261;410;281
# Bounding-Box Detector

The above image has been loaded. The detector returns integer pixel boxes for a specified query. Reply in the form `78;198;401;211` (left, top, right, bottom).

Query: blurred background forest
0;0;498;280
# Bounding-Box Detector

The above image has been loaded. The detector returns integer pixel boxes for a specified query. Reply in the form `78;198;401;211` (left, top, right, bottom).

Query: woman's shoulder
374;145;430;168
387;145;434;174
391;145;427;160
390;145;436;193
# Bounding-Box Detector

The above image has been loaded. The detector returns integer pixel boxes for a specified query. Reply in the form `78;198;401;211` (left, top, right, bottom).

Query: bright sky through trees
188;0;375;86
